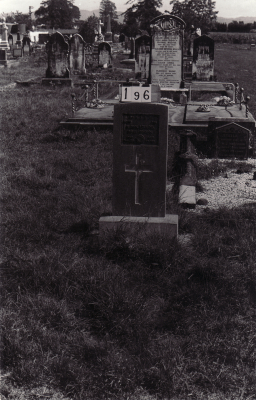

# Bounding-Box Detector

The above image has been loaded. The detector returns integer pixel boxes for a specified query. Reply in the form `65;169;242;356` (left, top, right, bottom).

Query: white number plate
121;86;151;103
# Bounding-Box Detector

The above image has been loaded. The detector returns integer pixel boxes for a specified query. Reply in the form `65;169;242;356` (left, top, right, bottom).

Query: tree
99;0;118;32
35;0;80;29
123;0;162;35
170;0;218;34
6;11;32;29
79;14;99;43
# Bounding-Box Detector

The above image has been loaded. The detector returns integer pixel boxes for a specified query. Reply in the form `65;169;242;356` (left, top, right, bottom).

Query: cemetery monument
192;35;214;81
135;35;151;80
69;34;86;75
150;14;185;89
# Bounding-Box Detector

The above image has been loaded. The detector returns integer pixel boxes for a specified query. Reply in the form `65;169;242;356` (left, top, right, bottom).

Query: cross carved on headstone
125;153;153;205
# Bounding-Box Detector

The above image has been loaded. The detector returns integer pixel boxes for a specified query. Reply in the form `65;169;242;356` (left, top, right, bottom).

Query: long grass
1;45;256;399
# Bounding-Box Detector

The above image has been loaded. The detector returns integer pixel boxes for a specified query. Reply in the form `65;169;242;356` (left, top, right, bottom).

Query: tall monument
104;15;112;42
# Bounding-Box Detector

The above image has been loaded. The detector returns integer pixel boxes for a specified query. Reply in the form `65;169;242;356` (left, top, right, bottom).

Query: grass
1;45;256;399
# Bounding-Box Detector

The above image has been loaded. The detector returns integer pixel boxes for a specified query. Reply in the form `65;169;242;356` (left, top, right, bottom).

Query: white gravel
195;158;256;212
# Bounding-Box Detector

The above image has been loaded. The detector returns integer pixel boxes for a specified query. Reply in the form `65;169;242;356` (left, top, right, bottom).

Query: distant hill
79;9;125;22
79;10;256;25
217;16;256;24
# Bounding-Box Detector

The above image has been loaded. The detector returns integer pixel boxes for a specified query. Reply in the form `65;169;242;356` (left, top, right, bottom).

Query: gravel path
195;159;256;212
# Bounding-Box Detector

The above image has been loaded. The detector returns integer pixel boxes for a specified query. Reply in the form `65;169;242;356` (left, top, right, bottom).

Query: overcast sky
1;0;256;18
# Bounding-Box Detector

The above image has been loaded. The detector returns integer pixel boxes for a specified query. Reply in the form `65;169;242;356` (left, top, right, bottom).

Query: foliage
34;0;80;29
79;15;99;44
228;20;253;33
5;12;32;29
123;0;162;35
214;22;227;32
170;0;218;34
99;0;118;32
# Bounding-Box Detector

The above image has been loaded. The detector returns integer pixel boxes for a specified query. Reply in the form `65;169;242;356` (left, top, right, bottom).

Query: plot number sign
121;86;151;103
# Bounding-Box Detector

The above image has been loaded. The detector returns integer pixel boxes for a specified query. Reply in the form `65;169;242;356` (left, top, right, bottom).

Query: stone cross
125;153;153;204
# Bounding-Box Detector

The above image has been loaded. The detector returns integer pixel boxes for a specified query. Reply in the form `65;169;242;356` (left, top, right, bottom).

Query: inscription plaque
122;114;159;145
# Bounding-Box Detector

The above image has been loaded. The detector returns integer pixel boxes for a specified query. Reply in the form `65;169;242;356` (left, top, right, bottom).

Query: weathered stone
69;34;86;75
98;42;111;67
45;32;70;78
192;35;214;81
135;35;151;80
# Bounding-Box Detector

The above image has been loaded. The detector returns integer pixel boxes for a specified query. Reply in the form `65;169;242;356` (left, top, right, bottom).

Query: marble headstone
150;14;185;89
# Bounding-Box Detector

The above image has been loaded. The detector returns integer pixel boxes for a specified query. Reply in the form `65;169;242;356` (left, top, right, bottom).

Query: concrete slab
99;215;178;240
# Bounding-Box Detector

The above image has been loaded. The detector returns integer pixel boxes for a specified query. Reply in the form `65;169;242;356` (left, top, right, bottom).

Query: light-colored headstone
150;14;185;89
69;34;86;75
192;35;214;81
98;41;111;67
135;35;151;80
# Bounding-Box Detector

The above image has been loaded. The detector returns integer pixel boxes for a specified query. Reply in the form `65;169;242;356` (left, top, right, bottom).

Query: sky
1;0;256;18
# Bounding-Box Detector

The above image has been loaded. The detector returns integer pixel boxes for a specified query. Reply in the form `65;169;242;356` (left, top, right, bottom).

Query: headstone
16;30;21;46
13;48;23;58
150;14;185;89
98;42;111;67
208;121;251;159
104;15;112;42
84;44;95;68
112;103;168;217
8;34;13;46
135;35;151;80
95;19;104;42
69;34;86;75
99;102;178;239
22;35;31;55
0;49;7;66
45;32;70;78
39;33;49;44
192;35;214;81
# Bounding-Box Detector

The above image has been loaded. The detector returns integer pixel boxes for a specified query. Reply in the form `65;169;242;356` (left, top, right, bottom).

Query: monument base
99;215;178;240
42;78;72;87
179;185;196;208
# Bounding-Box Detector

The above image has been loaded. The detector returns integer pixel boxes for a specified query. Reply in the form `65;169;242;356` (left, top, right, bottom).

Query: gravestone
8;34;13;46
13;48;23;58
16;30;21;46
135;35;151;80
0;49;7;66
22;35;31;56
150;14;185;89
208;120;251;159
99;102;178;238
192;35;214;81
45;32;70;78
98;42;111;67
69;34;86;75
84;44;95;68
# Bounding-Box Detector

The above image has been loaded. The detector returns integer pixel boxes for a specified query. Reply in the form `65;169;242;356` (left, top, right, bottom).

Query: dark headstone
22;35;31;55
208;121;251;159
150;14;185;89
69;34;86;75
84;44;95;68
135;35;151;80
39;33;50;44
0;49;7;65
8;34;13;46
192;35;214;81
45;32;70;78
98;41;111;67
104;15;112;42
112;103;169;217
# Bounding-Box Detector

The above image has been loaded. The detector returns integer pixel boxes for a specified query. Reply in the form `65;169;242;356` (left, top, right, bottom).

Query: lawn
0;45;256;400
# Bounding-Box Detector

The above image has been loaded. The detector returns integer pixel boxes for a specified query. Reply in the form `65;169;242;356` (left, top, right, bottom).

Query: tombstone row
134;15;215;87
45;32;112;79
